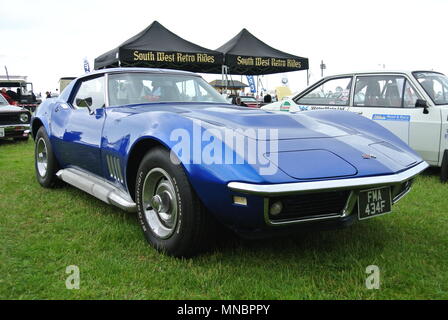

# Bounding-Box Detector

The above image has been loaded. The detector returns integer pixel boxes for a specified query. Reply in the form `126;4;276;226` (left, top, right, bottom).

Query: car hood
125;103;358;140
188;105;358;139
120;103;423;179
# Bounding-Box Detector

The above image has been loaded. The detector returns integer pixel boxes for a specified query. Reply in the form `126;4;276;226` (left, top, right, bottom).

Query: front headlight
20;113;29;123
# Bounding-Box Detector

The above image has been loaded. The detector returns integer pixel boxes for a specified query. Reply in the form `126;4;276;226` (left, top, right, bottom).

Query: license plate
0;128;4;137
358;187;392;220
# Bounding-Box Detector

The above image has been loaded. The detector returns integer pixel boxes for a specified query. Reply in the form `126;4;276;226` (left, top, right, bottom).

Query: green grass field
1;139;447;299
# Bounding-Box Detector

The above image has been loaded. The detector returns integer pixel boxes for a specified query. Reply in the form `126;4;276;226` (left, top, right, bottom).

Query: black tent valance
216;28;308;75
94;21;223;73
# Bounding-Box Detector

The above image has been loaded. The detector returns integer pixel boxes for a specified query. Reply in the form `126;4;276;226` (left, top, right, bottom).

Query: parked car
0;94;31;141
0;75;41;113
228;95;262;108
32;68;427;257
261;71;448;181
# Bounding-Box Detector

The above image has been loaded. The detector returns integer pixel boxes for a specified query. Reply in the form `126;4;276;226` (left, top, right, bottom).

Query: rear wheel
135;147;214;257
35;127;59;188
441;150;448;183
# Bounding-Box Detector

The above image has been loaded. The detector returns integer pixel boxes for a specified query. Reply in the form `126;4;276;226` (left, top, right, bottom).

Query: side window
354;75;406;108
432;79;445;103
73;76;105;109
296;77;352;106
403;81;420;107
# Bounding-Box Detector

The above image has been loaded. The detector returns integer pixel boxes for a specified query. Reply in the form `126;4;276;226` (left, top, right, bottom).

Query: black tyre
35;126;59;188
135;147;214;257
441;149;448;183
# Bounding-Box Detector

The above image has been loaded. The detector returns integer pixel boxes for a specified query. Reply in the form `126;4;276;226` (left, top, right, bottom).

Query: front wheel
34;127;59;188
135;147;214;257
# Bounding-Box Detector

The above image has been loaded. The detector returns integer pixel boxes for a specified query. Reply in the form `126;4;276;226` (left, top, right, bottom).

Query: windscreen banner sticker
372;114;411;122
295;105;348;112
309;106;347;111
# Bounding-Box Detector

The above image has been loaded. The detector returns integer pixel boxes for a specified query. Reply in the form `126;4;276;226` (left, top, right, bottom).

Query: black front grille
268;190;351;221
0;112;29;125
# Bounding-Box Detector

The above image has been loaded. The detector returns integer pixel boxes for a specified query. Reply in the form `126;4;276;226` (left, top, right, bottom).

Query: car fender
31;99;58;138
102;108;286;225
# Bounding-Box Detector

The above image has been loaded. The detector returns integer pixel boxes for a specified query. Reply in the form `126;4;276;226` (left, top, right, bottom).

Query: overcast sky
1;0;447;94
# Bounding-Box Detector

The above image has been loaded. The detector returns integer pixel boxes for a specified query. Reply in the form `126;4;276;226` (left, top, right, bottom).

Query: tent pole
225;66;229;93
229;73;234;95
256;76;258;98
222;65;224;94
222;65;229;94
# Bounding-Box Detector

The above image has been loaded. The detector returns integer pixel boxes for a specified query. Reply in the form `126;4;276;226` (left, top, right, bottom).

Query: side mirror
75;97;94;115
415;99;429;114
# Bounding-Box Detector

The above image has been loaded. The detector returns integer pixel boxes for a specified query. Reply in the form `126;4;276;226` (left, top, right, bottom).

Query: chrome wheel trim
36;137;48;177
142;167;178;239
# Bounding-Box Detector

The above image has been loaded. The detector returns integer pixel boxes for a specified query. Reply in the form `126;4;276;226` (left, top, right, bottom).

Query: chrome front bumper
0;124;31;138
228;161;428;226
227;162;428;196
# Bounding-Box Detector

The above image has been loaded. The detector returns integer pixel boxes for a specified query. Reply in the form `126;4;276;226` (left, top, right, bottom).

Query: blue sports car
32;68;428;257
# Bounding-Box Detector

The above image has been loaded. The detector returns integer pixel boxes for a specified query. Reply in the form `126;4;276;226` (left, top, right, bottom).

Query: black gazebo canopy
216;28;309;75
94;21;223;73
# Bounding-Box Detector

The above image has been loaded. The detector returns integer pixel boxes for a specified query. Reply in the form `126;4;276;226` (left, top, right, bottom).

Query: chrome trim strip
115;157;124;183
228;162;428;196
111;157;118;181
0;124;31;128
267;213;342;226
110;156;118;181
106;155;113;178
104;73;110;108
56;168;136;212
341;191;359;217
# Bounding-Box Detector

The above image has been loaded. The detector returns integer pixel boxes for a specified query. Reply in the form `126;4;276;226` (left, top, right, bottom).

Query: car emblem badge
362;153;377;159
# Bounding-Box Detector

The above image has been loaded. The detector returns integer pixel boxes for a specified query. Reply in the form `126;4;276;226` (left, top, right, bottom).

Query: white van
261;71;448;181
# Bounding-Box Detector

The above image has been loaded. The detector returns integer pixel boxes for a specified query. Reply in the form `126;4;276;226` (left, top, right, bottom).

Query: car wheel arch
31;118;45;140
126;137;186;201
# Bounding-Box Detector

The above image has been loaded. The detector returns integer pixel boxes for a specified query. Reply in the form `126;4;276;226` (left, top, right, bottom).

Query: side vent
106;155;124;183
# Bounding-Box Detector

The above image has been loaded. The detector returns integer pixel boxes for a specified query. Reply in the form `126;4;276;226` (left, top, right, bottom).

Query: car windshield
413;71;448;105
108;73;228;106
0;93;8;106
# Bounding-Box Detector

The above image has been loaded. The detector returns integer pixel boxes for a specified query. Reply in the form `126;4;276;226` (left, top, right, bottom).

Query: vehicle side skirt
56;167;136;212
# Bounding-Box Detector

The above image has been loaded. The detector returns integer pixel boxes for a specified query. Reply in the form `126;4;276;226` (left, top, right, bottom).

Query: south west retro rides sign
236;56;302;68
226;55;309;75
122;50;219;65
